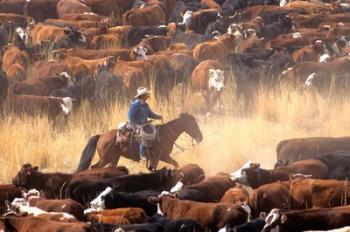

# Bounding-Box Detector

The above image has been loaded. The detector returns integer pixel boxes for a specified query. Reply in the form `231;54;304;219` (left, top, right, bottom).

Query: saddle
115;122;157;147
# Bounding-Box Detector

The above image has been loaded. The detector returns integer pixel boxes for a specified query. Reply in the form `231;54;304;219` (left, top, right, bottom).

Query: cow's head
227;23;243;39
133;46;148;60
181;10;193;26
148;191;174;216
59;72;75;86
231;162;264;188
89;186;113;211
208;69;225;92
63;28;87;44
12;164;39;188
230;161;253;184
262;209;284;232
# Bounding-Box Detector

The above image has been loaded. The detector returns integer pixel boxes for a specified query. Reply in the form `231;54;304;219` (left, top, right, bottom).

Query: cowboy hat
135;87;151;98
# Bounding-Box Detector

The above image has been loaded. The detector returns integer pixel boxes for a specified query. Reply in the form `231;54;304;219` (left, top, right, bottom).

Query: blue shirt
128;100;161;125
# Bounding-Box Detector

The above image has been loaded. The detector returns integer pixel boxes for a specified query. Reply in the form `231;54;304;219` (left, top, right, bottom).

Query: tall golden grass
2;84;350;184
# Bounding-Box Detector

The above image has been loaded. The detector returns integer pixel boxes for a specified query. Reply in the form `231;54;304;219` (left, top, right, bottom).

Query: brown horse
77;113;203;172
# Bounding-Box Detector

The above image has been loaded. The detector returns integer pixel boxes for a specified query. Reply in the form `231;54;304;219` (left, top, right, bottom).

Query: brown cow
122;2;167;27
175;164;206;186
29;24;66;45
90;33;122;49
56;0;92;19
45;19;99;30
232;160;329;188
249;181;290;218
111;60;152;92
263;206;350;232
86;208;147;224
5;95;74;121
64;55;115;78
149;194;250;230
1;216;90;232
289;178;350;209
58;48;132;61
193;33;237;63
0;13;32;28
62;13;112;24
0;185;21;214
7;72;74;96
220;184;251;204
292;40;328;62
23;0;60;22
32;61;68;79
276;136;350;166
296;13;350;28
1;46;30;84
28;198;85;221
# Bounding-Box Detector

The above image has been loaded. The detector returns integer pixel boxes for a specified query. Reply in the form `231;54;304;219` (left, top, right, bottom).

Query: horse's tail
76;134;101;172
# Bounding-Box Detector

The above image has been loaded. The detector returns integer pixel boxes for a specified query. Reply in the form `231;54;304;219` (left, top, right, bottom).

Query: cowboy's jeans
139;144;145;157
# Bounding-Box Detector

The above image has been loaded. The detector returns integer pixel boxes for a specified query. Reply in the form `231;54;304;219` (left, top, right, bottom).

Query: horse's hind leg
161;156;179;168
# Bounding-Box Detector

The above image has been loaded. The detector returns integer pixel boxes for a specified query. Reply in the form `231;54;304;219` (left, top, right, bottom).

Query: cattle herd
2;137;350;231
1;0;350;230
0;0;350;118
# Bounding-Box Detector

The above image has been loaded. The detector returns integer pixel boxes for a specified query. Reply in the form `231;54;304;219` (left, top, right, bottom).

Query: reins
160;119;196;152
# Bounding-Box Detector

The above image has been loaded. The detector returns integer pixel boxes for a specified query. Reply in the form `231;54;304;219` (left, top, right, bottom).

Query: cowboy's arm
146;104;162;119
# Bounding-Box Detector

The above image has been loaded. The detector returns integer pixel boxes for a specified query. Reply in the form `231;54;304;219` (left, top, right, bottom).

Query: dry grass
1;84;350;184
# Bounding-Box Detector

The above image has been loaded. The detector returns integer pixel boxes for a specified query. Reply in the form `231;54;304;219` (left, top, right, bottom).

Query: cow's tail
76;134;101;172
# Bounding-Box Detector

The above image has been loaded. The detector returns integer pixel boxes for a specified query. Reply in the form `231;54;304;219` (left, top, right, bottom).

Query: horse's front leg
161;155;179;169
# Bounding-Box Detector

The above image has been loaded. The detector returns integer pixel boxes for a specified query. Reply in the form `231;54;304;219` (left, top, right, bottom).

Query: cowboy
128;87;163;160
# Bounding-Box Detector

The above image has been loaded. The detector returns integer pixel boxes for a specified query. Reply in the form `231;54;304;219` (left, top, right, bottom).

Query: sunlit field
1;82;350;184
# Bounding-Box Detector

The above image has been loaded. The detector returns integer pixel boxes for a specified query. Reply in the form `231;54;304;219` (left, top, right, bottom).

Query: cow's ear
148;196;160;204
281;215;288;224
33;166;38;171
63;29;70;35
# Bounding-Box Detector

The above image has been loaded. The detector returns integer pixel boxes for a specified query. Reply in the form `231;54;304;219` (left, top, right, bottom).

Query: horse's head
12;164;39;188
179;113;203;143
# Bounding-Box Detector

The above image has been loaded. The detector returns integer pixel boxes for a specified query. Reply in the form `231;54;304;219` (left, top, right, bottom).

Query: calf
290;178;350;209
149;193;250;231
177;173;236;202
86;208;147;224
232;160;328;188
263;206;350;232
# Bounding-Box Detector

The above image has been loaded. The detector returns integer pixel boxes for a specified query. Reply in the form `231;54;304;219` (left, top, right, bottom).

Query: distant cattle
276;136;350;166
122;2;167;27
193;33;237;63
